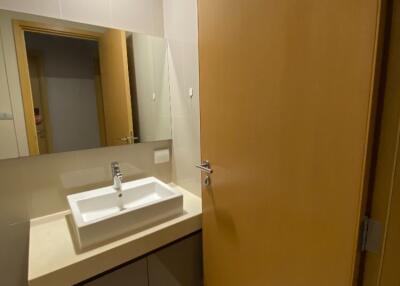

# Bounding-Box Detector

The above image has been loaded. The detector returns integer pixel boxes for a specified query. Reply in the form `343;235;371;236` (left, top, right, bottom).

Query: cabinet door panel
83;258;148;286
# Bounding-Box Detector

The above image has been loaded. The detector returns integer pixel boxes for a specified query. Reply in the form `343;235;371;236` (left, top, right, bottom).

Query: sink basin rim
67;177;182;228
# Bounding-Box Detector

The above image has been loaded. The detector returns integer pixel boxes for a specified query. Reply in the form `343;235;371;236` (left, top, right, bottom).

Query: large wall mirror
0;9;172;158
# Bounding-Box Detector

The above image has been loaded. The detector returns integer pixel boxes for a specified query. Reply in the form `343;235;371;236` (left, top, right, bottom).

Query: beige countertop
28;185;202;286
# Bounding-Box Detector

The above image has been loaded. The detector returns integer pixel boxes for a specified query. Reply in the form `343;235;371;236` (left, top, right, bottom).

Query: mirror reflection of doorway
27;54;50;154
14;21;134;155
25;33;104;154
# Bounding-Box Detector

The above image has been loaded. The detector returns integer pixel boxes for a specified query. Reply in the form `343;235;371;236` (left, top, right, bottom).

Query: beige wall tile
0;159;29;226
0;140;172;225
0;141;171;286
0;222;29;286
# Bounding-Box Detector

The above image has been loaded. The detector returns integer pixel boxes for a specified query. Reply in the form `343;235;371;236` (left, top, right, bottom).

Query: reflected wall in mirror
0;9;172;158
127;34;172;143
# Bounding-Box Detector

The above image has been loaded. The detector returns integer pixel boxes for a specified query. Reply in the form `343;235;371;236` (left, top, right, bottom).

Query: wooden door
198;1;381;285
99;29;133;146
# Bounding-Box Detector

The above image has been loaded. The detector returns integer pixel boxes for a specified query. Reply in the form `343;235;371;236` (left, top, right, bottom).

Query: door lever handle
195;160;213;174
119;135;139;144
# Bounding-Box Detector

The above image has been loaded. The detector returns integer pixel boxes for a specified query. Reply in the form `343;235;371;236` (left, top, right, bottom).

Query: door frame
360;0;400;284
13;20;102;155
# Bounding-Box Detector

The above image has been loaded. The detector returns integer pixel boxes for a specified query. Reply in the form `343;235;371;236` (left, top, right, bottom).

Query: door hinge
360;216;383;254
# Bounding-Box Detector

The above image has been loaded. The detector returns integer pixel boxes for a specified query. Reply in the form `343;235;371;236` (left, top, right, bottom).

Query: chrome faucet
111;161;123;198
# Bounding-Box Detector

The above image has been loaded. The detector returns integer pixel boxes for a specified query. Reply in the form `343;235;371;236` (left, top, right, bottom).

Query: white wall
163;0;201;196
0;0;164;36
132;33;172;142
0;11;31;157
47;78;100;151
0;31;19;159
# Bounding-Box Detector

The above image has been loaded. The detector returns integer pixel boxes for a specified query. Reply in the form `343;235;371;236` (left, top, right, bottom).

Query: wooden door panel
99;29;133;146
198;0;380;285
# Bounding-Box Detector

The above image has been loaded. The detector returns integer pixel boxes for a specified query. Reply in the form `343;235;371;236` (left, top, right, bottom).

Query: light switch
154;149;170;164
189;88;194;98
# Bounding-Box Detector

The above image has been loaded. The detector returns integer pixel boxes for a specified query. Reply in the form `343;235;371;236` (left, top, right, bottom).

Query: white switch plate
189;88;194;97
154;149;170;164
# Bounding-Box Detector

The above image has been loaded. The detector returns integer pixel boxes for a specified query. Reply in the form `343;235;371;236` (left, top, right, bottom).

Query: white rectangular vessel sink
67;177;183;250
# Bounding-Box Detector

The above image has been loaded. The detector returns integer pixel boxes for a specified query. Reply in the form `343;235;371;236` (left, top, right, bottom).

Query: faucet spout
113;175;122;193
